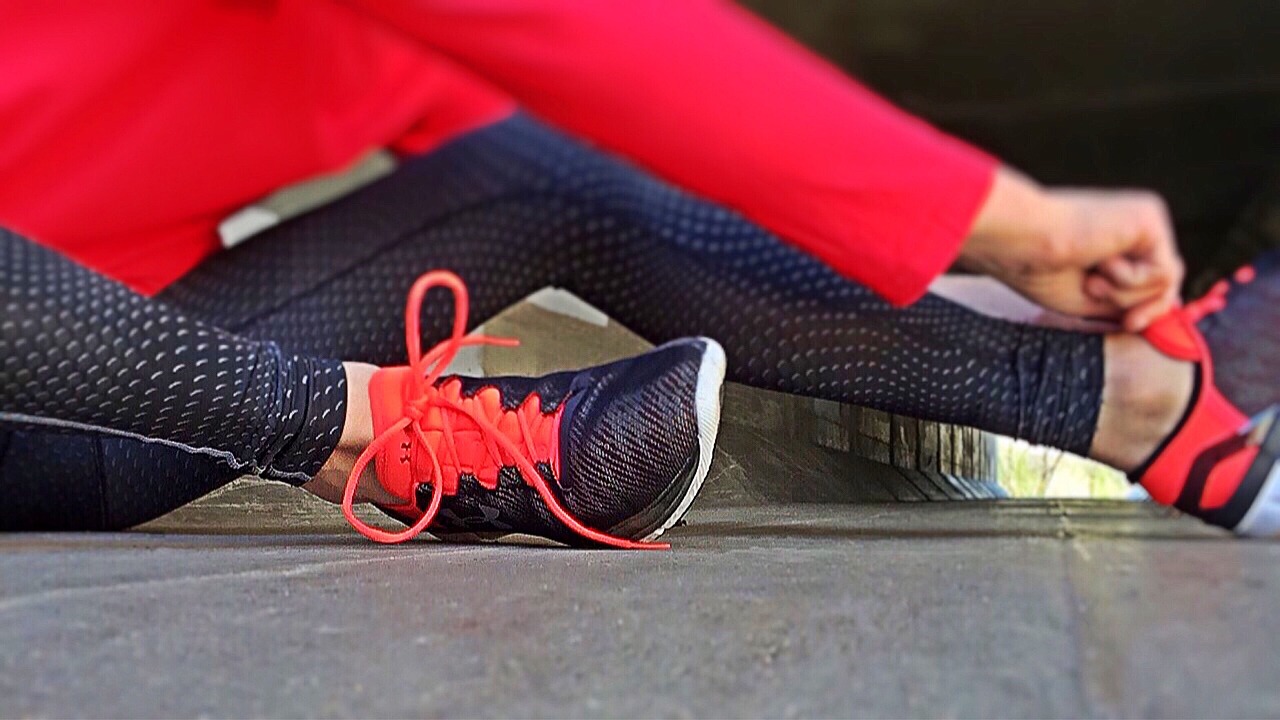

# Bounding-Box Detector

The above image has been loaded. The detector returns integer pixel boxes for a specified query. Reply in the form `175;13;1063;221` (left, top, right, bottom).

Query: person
1;1;1275;544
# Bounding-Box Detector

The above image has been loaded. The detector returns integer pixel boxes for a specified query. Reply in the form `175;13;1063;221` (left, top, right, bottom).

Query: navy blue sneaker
1202;249;1280;419
342;271;725;548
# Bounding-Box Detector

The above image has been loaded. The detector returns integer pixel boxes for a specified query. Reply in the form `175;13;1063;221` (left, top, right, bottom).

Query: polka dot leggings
0;114;1103;530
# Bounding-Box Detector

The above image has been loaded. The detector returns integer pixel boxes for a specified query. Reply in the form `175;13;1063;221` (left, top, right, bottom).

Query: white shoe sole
1232;410;1280;537
641;337;726;542
1236;463;1280;536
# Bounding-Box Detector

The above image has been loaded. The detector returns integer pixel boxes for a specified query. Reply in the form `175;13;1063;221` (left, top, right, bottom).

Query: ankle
1090;334;1196;472
303;362;400;505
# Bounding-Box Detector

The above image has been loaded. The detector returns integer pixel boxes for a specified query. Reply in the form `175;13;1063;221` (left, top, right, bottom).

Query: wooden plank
891;415;918;469
939;424;954;475
958;428;974;479
857;408;892;465
917;420;940;473
810;397;850;452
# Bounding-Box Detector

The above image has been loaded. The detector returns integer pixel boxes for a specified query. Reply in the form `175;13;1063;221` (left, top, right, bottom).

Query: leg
0;228;350;529
121;115;1280;536
0;226;720;545
161;115;1113;458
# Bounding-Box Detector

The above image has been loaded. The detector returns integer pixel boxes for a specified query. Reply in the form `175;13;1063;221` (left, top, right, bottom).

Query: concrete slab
3;498;1277;719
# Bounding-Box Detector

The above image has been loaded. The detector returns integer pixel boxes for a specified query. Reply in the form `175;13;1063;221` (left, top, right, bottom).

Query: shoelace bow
341;270;666;549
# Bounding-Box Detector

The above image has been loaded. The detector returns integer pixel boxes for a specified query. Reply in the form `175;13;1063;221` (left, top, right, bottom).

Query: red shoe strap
1136;271;1257;509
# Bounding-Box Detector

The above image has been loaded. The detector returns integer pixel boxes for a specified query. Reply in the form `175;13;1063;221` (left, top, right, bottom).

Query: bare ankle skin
303;362;403;506
1090;334;1195;473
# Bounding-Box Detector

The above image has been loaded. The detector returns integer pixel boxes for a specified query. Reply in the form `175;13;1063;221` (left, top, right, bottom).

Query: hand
959;168;1184;331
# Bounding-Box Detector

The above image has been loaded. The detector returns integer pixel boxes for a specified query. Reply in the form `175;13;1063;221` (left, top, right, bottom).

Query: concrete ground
3;475;1278;718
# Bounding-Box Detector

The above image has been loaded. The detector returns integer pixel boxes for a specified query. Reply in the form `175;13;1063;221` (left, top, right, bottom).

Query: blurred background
740;0;1280;498
745;0;1280;295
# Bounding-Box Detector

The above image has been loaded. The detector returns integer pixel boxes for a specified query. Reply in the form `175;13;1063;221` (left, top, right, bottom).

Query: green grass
996;437;1130;499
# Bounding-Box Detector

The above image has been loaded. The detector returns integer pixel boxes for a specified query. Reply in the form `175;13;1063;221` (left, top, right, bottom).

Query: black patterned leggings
0;114;1104;530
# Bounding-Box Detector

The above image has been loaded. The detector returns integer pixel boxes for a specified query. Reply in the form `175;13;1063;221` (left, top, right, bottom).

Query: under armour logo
400;440;411;464
440;505;510;531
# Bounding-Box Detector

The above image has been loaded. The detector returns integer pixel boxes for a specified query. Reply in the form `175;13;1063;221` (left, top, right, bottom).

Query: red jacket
0;0;995;303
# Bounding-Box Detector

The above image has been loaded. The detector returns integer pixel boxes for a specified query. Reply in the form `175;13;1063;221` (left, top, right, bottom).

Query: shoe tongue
366;366;420;502
369;368;573;502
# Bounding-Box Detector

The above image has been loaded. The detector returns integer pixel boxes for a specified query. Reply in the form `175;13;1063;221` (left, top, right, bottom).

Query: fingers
1141;274;1182;330
1125;251;1185;331
1093;255;1175;301
1085;268;1181;331
1083;196;1184;331
1097;256;1153;288
1122;290;1179;333
1085;270;1157;307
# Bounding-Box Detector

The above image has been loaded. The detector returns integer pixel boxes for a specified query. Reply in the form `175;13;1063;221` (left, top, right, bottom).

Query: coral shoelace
1145;265;1255;363
341;270;667;549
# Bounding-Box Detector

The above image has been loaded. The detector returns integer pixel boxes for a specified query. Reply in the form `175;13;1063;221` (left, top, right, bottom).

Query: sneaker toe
558;337;725;539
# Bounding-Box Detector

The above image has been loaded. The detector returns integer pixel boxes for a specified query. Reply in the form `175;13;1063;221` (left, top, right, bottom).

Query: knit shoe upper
341;270;725;548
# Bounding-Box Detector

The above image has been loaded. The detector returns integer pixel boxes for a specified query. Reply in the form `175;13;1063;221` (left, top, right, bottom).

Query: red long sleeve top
0;0;995;303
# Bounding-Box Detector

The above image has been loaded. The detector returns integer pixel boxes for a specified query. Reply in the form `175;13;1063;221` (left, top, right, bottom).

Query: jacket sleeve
349;0;998;304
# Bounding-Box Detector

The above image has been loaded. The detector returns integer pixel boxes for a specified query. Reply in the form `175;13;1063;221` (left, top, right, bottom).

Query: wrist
960;166;1064;274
